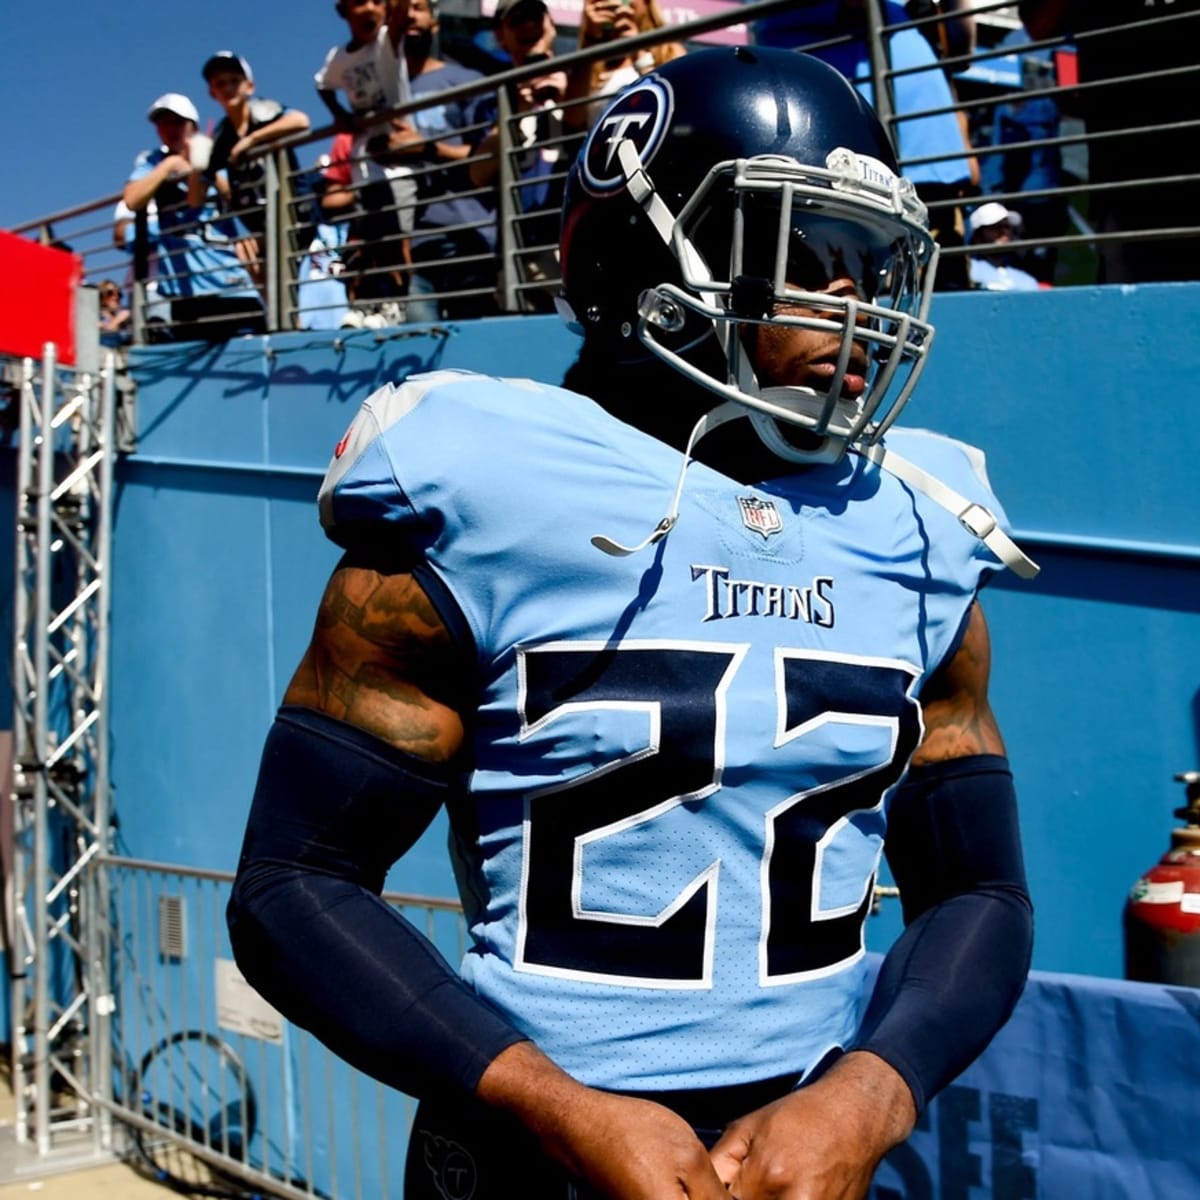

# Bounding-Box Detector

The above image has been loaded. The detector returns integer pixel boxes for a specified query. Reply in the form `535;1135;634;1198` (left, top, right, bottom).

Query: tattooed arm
283;562;466;761
230;563;738;1198
226;561;535;1098
909;600;1005;767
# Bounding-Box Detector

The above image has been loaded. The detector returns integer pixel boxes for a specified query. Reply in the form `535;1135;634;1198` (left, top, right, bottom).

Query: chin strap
593;411;1040;579
860;443;1040;579
591;401;744;556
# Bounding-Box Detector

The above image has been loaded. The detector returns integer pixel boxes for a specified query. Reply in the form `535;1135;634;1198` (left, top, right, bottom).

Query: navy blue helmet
560;47;939;461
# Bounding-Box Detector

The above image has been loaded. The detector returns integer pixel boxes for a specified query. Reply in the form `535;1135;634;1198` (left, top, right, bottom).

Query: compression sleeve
227;706;528;1100
851;754;1033;1114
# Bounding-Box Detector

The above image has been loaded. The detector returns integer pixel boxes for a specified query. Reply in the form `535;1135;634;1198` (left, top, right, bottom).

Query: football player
229;47;1036;1200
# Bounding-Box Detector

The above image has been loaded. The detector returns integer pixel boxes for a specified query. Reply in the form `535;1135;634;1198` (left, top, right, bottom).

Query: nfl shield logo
737;496;783;539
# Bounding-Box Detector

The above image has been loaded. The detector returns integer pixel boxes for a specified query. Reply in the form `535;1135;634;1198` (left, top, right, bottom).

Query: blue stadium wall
112;285;1200;981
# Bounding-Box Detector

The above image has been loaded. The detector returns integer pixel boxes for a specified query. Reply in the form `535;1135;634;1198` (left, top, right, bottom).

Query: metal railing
99;855;463;1200
9;1;1199;344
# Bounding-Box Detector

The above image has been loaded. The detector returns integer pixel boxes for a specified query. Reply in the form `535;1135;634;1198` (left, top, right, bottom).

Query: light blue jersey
319;369;1012;1092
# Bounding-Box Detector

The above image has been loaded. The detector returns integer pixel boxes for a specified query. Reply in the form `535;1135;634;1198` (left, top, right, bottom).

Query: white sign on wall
215;957;285;1045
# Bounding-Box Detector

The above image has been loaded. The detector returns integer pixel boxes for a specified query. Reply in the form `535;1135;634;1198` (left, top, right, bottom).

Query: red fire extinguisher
1123;771;1200;986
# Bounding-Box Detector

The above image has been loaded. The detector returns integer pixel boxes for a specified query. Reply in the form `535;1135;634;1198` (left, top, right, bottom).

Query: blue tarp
871;966;1200;1198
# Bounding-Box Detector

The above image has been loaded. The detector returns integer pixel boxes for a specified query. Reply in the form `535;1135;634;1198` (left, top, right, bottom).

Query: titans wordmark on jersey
320;369;1010;1091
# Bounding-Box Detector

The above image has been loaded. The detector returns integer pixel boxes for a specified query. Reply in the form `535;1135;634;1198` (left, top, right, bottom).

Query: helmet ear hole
562;195;705;363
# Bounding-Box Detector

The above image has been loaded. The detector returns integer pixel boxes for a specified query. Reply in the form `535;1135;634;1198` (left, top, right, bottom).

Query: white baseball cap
966;201;1021;239
147;93;200;124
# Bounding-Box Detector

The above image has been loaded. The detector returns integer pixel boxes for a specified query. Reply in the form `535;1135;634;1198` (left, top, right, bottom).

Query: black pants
171;294;266;341
404;1074;801;1200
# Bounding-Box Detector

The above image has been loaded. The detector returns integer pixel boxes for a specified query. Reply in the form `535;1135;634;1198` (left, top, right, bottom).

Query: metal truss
8;346;116;1160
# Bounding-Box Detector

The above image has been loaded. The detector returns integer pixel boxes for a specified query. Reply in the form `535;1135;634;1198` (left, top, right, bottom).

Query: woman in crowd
564;0;686;131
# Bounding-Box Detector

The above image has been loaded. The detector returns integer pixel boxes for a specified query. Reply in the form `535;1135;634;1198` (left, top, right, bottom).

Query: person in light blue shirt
401;0;499;322
122;93;264;341
966;201;1043;291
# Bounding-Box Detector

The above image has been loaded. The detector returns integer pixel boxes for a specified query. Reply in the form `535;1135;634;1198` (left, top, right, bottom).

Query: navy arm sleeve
227;706;528;1101
851;754;1034;1114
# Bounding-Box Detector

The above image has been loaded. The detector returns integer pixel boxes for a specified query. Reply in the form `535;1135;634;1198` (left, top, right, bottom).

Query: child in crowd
199;51;311;287
314;0;418;323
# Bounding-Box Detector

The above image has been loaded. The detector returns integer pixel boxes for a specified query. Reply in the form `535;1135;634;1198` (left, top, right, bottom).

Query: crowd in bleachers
100;0;1199;345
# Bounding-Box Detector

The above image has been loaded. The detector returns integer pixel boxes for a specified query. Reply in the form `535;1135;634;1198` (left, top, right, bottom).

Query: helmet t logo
600;112;651;171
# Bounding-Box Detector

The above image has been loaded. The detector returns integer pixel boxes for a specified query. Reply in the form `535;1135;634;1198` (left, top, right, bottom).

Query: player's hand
477;1042;728;1200
708;1052;916;1200
553;1088;730;1200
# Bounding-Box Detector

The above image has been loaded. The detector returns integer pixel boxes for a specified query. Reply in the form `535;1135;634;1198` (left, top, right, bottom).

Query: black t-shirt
1070;1;1200;155
209;98;301;217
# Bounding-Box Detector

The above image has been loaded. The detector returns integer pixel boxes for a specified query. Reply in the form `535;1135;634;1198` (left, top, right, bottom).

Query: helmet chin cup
750;411;846;465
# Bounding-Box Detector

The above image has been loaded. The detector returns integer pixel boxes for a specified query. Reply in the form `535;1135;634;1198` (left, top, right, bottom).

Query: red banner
0;230;84;365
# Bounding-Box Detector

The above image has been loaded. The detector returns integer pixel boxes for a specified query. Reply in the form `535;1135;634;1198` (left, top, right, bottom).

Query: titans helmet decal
580;75;674;197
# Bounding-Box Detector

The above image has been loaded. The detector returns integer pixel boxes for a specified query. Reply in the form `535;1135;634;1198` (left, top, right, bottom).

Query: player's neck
565;352;790;484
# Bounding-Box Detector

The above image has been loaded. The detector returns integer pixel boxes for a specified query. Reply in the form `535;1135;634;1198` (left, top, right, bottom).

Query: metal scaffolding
8;345;116;1160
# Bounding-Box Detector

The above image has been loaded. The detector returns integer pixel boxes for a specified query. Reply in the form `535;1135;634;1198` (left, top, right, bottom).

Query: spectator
1019;0;1200;283
905;0;975;66
96;280;131;348
978;26;1066;285
754;0;979;289
199;51;312;289
122;93;265;341
314;132;359;223
113;199;174;339
296;212;352;331
315;0;419;323
563;0;687;133
314;132;404;328
965;201;1042;291
469;0;568;311
402;0;501;321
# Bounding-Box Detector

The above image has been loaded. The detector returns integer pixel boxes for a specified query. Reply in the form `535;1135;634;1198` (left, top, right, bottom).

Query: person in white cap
313;0;418;326
966;201;1042;292
124;94;203;214
121;94;265;341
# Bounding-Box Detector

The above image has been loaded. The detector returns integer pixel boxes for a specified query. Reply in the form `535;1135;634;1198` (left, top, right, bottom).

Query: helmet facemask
634;151;939;462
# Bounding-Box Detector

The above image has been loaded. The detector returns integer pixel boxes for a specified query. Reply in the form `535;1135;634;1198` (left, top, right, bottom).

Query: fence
8;1;1200;343
88;855;1200;1199
101;855;466;1200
